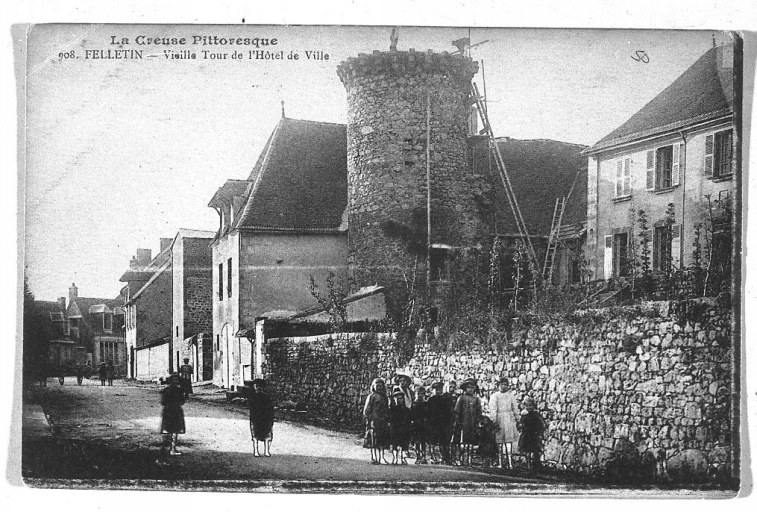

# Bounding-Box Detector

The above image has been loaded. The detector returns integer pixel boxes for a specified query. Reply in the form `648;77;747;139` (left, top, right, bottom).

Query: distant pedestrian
83;361;93;380
518;396;547;471
106;361;115;386
410;386;428;464
179;358;194;399
160;374;185;456
249;378;274;457
426;381;452;464
98;362;107;386
489;376;519;469
389;387;411;465
454;378;482;466
362;377;389;465
57;362;67;386
75;364;84;385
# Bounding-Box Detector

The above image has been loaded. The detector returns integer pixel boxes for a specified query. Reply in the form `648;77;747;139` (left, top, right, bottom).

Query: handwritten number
631;50;649;63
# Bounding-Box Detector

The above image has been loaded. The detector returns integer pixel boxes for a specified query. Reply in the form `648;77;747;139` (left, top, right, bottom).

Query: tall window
615;158;631;197
104;312;113;333
656;146;673;190
227;258;232;298
714;130;733;177
218;262;224;301
654;225;672;272
429;247;452;282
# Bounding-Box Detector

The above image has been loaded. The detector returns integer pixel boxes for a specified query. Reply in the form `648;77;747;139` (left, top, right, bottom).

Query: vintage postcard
17;24;747;497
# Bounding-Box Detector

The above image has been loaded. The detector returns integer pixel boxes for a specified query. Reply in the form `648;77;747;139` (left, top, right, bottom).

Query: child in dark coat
517;396;547;471
410;386;428;464
389;387;411;464
477;415;499;468
426;381;452;464
160;374;186;456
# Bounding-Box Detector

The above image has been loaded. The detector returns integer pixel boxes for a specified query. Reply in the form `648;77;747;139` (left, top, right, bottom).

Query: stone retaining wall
262;299;732;479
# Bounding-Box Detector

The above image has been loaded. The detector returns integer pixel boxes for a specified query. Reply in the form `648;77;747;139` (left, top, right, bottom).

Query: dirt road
26;379;554;488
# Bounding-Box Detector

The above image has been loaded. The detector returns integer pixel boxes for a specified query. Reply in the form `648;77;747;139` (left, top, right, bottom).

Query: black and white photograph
7;3;755;504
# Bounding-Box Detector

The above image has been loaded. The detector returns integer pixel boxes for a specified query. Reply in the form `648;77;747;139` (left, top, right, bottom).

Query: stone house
120;229;214;381
208;117;348;389
584;43;736;282
34;298;78;370
64;283;126;374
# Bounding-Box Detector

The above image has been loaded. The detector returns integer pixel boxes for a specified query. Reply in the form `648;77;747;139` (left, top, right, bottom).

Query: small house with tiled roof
208;117;349;389
468;136;588;286
584;43;737;281
120;229;215;381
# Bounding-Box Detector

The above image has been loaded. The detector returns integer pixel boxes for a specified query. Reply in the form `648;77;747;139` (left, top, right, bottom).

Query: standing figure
98;362;107;386
443;380;460;464
426;381;453;464
489;377;519;469
106;361;115;386
410;386;428;464
75;365;84;385
362;378;390;465
160;374;186;456
83;361;93;380
389;387;411;465
454;378;482;466
179;358;194;399
518;396;547;471
249;378;274;457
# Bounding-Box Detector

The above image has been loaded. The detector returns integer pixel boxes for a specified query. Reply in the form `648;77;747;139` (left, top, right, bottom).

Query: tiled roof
176;228;216;239
234;118;348;231
471;137;588;236
586;44;734;154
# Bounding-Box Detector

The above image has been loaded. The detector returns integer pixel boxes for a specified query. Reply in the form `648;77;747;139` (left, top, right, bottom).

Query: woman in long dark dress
160;374;186;455
249;378;274;457
363;377;389;464
426;381;452;464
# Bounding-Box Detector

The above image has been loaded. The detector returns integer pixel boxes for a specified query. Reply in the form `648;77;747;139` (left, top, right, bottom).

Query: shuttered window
615;158;632;197
646;150;655;190
704;134;714;177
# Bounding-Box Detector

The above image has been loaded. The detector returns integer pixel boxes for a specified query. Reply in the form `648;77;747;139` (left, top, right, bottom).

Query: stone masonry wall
337;50;491;312
262;299;732;477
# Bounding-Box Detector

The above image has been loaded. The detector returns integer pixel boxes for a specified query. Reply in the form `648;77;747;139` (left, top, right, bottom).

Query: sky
23;25;733;300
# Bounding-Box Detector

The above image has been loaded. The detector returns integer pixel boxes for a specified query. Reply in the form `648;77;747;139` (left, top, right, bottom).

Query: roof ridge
235;118;285;229
281;117;346;128
494;137;588;148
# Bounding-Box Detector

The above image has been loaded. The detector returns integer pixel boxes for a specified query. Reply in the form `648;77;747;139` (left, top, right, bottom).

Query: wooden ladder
543;197;566;283
471;82;537;268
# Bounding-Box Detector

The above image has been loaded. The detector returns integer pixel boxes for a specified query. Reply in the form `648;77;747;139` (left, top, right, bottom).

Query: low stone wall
262;298;733;480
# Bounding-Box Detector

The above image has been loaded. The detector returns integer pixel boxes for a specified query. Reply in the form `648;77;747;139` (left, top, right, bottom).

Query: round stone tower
337;48;489;317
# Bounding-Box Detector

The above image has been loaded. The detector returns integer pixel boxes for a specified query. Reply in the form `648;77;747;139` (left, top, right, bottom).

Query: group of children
363;373;547;470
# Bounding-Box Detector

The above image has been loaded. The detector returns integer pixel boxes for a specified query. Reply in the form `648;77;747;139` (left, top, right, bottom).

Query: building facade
120;229;214;381
584;43;736;283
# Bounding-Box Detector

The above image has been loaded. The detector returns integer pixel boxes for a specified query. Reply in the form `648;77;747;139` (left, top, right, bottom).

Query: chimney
129;255;139;269
136;248;152;264
69;283;78;301
57;296;66;312
160;238;173;252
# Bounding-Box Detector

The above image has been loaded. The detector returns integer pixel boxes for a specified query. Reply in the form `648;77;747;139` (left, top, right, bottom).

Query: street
24;379;550;488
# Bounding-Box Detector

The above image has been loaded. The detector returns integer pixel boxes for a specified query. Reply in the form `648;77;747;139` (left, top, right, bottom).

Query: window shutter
646;150;655;190
671;224;681;269
624;158;631;195
704;134;714;177
604;235;613;279
616;160;623;196
672;144;680;186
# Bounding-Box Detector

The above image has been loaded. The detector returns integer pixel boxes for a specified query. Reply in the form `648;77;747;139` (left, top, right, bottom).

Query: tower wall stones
337;50;491;314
